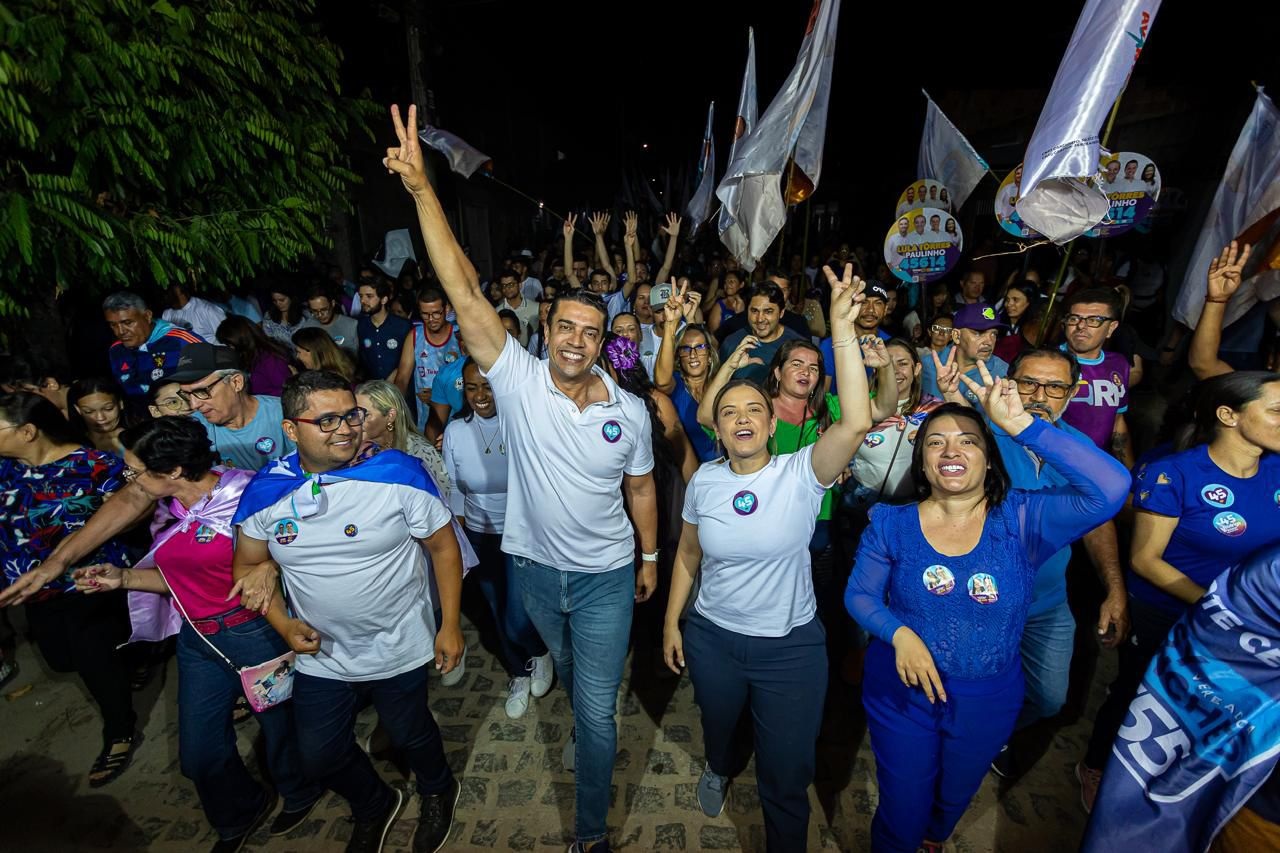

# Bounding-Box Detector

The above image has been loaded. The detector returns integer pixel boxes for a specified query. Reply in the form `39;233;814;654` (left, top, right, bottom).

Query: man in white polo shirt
384;103;659;853
232;370;464;853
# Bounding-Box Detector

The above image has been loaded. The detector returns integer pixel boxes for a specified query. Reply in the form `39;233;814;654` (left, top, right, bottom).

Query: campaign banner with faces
884;207;963;284
895;179;952;216
1084;151;1161;238
994;163;1043;239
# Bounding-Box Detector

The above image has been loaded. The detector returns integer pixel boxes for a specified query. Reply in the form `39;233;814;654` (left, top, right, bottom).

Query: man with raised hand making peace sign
383;104;659;853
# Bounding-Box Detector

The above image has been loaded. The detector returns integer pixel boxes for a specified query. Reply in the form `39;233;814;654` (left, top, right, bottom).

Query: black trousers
25;591;136;743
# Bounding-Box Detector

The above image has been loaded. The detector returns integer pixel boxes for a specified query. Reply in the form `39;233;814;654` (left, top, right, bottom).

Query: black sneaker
210;791;276;853
269;794;324;836
413;777;460;853
346;786;404;853
990;744;1015;779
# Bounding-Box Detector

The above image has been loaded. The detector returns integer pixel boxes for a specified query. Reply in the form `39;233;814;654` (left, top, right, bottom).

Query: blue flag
1083;545;1280;852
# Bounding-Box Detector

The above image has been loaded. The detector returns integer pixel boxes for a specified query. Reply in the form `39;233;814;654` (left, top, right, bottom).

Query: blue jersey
411;323;463;430
1129;445;1280;614
430;356;467;422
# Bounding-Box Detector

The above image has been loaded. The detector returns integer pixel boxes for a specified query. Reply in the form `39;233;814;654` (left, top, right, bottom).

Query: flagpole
1036;85;1128;345
483;174;596;243
776;160;796;268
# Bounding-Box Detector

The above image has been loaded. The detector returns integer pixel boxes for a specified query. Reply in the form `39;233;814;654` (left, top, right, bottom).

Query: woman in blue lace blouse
844;366;1129;853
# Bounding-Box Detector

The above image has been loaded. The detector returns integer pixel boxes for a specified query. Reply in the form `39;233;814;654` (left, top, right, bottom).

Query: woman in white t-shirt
661;265;873;850
441;359;552;720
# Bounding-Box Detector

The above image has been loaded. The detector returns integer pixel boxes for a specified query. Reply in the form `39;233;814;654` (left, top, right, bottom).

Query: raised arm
653;281;684;395
622;210;639;297
862;336;897;422
811;264;872;484
696;334;762;429
655;213;681;284
385;104;506;371
563;215;581;289
1189;241;1250;380
589;212;616;280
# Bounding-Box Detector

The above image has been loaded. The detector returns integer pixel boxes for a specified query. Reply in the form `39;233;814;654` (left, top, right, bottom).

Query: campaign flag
917;92;989;210
686;102;717;237
373;228;417;278
1017;0;1162;243
1172;89;1280;329
418;125;492;178
1082;548;1280;853
718;27;758;262
715;0;841;270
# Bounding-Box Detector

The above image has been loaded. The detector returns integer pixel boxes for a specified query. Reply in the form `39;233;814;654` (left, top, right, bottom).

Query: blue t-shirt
1128;445;1280;615
994;418;1096;617
356;313;412;381
671;375;718;463
821;328;891;394
195;395;296;472
430;356;467;422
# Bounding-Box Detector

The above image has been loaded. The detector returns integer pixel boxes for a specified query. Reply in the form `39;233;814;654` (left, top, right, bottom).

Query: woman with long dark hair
68;378;131;455
0;393;140;786
262;285;304;350
845;368;1129;852
1077;371;1280;811
216;315;294;397
73;417;321;845
653;283;722;464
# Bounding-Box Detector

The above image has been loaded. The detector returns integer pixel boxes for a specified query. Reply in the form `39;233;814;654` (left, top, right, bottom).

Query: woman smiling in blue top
845;365;1129;853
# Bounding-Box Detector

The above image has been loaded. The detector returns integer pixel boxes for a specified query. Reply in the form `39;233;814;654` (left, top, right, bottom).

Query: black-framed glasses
677;343;709;355
178;374;228;403
1012;378;1076;399
1062;313;1113;328
290;407;368;433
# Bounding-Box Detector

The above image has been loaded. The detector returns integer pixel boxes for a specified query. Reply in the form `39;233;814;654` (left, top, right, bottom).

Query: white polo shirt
442;413;509;535
239;478;452;681
682;446;829;637
483;334;654;573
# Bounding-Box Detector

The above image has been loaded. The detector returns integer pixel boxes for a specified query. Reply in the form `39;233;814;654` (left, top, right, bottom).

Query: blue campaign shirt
1128;445;1280;615
994;418;1097;617
671;375;718;463
821;328;891;395
356;312;412;381
918;344;1009;404
430;356;467;421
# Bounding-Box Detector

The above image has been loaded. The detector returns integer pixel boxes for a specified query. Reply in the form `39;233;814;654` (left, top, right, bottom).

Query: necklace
475;417;504;455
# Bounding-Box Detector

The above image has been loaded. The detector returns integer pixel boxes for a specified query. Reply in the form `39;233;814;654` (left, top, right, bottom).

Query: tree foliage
0;0;378;315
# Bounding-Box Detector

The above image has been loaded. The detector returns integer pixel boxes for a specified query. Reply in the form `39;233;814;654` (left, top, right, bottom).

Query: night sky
322;1;1276;255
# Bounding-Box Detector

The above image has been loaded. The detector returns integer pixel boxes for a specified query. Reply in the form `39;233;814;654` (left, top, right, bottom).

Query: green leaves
0;0;375;315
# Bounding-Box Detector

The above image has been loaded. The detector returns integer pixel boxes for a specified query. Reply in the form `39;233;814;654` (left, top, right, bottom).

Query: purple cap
953;303;1007;331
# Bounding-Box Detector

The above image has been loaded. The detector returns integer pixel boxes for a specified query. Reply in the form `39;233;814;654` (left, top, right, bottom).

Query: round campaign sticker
194;524;216;544
923;565;955;596
1200;484;1235;509
895;179;952;217
255;436;276;456
1274;489;1280;507
1213;512;1247;537
732;490;759;516
884;207;963;285
863;433;885;448
968;572;999;604
994;163;1042;239
601;420;622;443
1084;151;1161;238
274;520;299;545
343;524;358;538
386;338;398;350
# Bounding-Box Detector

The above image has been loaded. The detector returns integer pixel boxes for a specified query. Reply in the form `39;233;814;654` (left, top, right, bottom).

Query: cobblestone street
0;608;1105;852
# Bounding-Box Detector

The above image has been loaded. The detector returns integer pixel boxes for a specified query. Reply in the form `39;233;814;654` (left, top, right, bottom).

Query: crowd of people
0;102;1278;853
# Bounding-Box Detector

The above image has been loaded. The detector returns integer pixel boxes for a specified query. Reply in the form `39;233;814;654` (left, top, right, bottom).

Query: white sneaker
529;653;554;698
441;647;467;687
505;677;531;719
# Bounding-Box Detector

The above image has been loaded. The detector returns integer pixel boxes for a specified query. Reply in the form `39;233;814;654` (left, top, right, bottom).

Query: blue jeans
684;611;827;853
467;530;546;676
292;664;452;822
513;556;633;844
1015;600;1076;730
176;612;320;840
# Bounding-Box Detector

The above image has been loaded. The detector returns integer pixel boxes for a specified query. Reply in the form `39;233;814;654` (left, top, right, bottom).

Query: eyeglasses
929;324;953;334
1012;378;1076;399
178;374;228;403
1062;313;1113;328
122;465;148;482
677;343;709;356
290;407;368;433
152;396;189;413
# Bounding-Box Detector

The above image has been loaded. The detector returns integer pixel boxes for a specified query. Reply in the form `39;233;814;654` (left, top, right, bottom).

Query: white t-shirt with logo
239;479;452;681
442;414;509;535
682;445;829;637
483;335;654;573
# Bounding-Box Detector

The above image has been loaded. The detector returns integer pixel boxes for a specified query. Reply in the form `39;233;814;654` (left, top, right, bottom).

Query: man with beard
1059;288;1134;466
394;286;463;433
357;276;413;381
714;271;811;342
718;282;804;385
919;303;1009;403
384;104;658;853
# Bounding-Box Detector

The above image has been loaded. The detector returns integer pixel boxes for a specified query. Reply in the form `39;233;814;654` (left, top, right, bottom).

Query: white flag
419;125;492;178
686;102;716;238
716;0;840;270
717;27;758;264
373;228;417;278
1018;0;1162;243
1172;89;1280;329
917;92;988;210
